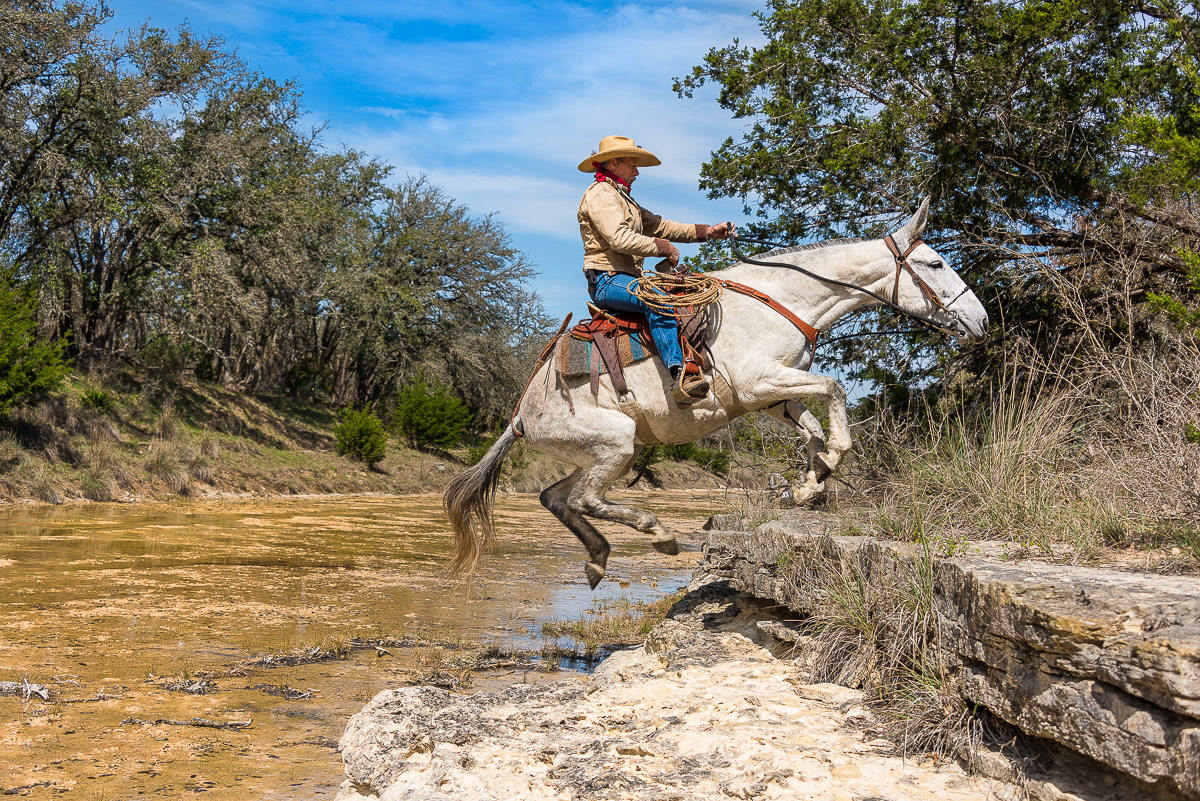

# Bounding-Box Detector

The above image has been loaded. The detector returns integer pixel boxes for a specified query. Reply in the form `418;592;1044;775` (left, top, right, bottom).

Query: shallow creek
0;491;720;799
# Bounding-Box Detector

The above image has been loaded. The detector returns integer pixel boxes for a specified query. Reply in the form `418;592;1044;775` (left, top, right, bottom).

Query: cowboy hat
577;135;662;173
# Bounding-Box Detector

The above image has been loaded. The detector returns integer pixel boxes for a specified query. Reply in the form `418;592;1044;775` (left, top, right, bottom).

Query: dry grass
31;467;63;505
154;403;180;441
851;373;1200;569
0;436;24;467
144;442;192;496
0;376;549;505
779;536;982;765
80;472;119;502
199;434;219;458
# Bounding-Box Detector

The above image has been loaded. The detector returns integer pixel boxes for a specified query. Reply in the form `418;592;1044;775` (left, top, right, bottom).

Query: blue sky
105;1;767;321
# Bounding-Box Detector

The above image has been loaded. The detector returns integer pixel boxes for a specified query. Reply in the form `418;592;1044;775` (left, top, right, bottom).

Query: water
0;491;721;799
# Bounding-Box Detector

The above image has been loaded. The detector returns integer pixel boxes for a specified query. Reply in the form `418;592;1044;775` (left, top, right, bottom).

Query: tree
2;0;550;419
0;268;68;414
392;378;472;452
678;0;1200;404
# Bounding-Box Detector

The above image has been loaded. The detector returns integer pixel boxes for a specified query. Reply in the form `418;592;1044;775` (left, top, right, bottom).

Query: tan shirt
578;179;702;276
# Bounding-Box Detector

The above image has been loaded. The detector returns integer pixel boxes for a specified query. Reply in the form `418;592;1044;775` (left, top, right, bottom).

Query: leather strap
719;280;820;364
884;235;944;310
591;330;628;395
589;336;602;394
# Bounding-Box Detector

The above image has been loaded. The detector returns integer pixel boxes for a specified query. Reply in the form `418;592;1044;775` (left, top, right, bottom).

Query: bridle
729;233;970;338
883;234;972;317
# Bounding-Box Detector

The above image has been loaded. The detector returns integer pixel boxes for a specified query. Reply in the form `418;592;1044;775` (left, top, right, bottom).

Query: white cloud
109;0;768;317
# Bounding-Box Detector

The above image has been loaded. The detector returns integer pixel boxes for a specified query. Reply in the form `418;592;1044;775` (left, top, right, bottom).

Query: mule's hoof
813;453;835;482
585;562;606;590
651;537;680;556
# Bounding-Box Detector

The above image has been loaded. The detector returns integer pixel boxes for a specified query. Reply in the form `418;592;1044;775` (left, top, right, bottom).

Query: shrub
80;388;116;412
634;441;731;476
335;407;388;466
0;268;69;415
393;380;471;452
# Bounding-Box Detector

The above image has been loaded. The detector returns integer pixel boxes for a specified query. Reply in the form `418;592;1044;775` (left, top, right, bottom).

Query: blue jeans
589;272;683;370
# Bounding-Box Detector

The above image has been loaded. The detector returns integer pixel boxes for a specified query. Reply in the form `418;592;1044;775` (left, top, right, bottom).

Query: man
577;135;732;405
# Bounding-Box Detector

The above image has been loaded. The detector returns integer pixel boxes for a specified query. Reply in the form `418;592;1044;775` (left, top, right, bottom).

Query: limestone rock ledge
336;581;1015;801
702;520;1200;800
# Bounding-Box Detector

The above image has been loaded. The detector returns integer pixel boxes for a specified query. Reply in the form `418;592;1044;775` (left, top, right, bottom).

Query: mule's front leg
765;400;828;485
751;369;852;480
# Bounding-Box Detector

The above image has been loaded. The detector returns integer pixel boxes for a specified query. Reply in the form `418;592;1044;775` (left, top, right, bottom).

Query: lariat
630;272;723;316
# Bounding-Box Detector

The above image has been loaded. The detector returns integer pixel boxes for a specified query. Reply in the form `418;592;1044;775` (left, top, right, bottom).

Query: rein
728;234;967;338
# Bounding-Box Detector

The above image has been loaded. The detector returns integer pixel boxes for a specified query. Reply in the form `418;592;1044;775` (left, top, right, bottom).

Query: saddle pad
556;331;654;378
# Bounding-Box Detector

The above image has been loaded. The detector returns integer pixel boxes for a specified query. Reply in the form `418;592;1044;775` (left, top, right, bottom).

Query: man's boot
671;366;710;405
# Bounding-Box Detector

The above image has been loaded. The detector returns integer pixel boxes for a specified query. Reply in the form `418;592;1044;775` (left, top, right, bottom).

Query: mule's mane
763;236;867;257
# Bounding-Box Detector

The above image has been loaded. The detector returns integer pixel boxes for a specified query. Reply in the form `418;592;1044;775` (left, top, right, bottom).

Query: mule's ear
893;197;930;250
903;197;930;240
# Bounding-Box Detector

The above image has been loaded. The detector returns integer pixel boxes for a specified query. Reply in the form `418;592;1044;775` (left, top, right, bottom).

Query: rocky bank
337;516;1200;801
338;576;1026;800
702;517;1200;800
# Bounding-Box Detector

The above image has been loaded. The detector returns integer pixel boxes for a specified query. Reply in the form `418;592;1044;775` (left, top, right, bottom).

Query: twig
122;717;252;730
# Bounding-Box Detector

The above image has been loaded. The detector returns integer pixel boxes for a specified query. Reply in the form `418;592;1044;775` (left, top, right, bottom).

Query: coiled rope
629;271;723;316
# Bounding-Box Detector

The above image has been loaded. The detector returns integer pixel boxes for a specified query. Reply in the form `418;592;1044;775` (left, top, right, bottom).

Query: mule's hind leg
569;451;682;558
540;469;612;589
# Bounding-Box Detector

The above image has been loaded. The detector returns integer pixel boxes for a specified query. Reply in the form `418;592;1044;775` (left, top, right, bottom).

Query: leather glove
707;222;735;240
653;238;680;269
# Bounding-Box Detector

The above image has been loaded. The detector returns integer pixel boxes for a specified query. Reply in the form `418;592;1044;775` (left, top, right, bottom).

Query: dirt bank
0;379;738;508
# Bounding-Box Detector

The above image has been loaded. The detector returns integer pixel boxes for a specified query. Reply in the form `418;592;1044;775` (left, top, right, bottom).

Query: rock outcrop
702;519;1200;800
337;579;1020;801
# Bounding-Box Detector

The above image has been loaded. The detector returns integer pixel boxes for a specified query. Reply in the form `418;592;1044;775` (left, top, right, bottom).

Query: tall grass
144;442;191;495
859;385;1134;559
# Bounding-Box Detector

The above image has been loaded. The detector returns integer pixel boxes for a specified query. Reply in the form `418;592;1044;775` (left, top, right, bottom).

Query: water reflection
0;491;720;800
0;491;716;647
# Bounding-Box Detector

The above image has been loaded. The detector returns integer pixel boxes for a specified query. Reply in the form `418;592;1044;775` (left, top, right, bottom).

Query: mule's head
888;198;989;345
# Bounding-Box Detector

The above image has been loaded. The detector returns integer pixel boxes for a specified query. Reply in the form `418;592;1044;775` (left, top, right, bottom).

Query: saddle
556;304;710;396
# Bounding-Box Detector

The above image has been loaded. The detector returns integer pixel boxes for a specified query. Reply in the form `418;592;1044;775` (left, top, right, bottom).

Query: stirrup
672;373;710;405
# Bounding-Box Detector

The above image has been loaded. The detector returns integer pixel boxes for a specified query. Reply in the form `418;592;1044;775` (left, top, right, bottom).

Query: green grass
540;591;686;660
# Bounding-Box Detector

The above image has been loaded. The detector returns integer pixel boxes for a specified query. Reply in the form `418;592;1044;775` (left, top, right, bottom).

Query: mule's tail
444;422;519;577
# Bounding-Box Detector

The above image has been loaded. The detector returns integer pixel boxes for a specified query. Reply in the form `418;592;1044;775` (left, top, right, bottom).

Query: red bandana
592;162;631;190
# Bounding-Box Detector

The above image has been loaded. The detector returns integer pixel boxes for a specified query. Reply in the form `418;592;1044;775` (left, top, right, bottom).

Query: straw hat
577;135;662;173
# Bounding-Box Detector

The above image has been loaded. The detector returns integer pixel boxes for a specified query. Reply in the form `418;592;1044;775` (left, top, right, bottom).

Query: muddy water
0;491;721;799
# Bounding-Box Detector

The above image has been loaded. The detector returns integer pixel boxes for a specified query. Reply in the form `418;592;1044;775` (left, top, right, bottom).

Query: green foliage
1148;250;1200;329
678;0;1155;241
1185;421;1200;445
633;441;731;476
334;407;388;466
80;388;116;412
0;270;69;415
679;0;1200;404
1;1;550;415
393;380;472;452
1172;524;1200;562
466;434;498;465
